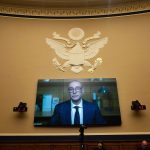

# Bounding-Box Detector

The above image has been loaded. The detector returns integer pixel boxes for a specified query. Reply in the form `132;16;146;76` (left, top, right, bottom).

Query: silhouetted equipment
13;102;27;112
79;125;87;150
131;100;146;111
79;125;87;136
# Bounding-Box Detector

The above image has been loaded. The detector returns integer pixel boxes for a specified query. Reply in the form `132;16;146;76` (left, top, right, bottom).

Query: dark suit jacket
95;148;106;150
50;100;106;126
137;146;150;150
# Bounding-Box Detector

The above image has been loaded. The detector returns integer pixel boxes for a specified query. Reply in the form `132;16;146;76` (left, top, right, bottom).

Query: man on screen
50;80;106;126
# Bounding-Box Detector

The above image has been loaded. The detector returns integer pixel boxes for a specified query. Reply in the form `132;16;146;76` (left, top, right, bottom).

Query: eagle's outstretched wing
84;37;108;59
46;38;69;60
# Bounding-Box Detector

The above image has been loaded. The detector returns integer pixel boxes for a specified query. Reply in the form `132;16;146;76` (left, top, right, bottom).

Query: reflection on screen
34;78;121;127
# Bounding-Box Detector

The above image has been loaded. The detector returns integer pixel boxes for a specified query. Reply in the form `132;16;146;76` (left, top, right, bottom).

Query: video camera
131;100;146;111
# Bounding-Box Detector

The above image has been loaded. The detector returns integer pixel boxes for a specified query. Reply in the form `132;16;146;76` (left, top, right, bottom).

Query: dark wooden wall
0;141;140;150
0;135;150;150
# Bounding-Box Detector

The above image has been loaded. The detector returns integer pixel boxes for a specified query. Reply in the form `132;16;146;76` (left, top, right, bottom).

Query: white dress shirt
71;99;83;125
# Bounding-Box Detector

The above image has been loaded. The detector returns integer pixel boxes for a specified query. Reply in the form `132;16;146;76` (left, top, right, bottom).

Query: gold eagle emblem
46;28;108;73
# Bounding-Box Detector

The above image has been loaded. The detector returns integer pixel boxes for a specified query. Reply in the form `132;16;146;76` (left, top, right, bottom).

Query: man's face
68;81;83;103
141;140;148;148
97;143;103;148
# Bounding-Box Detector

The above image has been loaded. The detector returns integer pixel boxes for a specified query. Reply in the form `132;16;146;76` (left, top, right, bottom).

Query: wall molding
0;0;150;18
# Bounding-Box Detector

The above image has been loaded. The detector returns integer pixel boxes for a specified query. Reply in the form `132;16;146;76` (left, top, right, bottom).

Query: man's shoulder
94;148;106;150
136;146;150;150
55;100;70;108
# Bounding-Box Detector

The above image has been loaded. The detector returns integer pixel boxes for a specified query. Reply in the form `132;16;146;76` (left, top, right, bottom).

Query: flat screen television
34;78;121;127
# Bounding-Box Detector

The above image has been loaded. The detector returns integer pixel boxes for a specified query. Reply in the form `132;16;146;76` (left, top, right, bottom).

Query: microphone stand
79;125;87;150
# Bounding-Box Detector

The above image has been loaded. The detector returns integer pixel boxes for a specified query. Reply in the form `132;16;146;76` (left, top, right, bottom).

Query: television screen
34;78;121;127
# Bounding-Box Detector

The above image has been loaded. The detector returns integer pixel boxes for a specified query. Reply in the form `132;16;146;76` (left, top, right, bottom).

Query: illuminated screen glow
34;78;121;127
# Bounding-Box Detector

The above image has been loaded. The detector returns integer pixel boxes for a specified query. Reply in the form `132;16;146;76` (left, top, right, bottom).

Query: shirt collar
71;99;83;108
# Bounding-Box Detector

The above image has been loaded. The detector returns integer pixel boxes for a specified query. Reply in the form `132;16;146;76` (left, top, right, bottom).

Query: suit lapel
65;100;71;124
83;100;93;125
83;100;87;124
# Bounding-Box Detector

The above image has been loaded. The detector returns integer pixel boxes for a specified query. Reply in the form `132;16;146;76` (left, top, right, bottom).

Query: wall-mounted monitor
34;78;121;127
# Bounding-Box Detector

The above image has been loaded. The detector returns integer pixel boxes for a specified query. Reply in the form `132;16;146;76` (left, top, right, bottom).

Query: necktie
74;106;80;125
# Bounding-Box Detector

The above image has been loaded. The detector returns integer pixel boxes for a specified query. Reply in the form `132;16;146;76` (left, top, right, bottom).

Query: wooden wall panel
0;141;143;150
71;145;80;150
35;143;52;150
54;145;70;150
120;142;138;150
105;144;120;150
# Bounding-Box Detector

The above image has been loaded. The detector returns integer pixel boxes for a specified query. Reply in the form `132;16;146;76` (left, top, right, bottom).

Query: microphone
80;125;87;129
79;125;87;134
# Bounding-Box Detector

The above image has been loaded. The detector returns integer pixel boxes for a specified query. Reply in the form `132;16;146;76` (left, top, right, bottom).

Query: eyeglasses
68;87;82;93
